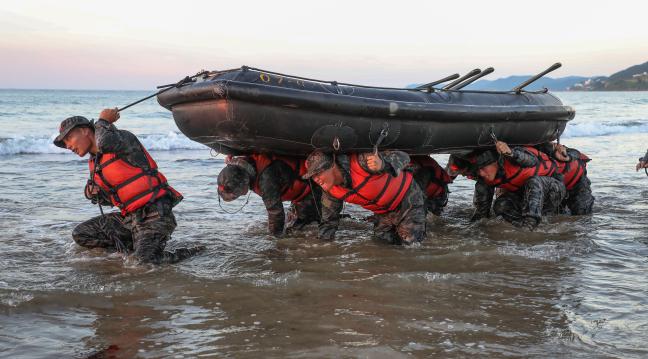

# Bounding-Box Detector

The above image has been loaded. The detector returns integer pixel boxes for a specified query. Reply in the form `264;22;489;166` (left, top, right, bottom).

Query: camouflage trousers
373;182;427;245
72;198;200;264
286;189;322;232
563;175;594;215
492;176;566;228
426;188;449;216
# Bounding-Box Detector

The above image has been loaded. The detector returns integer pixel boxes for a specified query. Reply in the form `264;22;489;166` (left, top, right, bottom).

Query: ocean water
1;89;648;358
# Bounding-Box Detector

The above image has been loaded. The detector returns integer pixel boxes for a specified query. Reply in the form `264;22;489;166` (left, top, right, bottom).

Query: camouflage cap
217;165;250;199
302;150;334;179
475;150;498;168
53;116;93;148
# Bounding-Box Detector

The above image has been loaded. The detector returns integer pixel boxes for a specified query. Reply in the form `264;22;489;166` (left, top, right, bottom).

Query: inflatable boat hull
157;68;575;156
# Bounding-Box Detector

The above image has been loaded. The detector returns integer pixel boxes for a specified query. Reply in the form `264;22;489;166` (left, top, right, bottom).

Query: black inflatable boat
157;65;575;156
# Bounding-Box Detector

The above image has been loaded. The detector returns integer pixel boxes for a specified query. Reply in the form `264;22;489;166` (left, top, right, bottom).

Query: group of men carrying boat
217;138;595;244
54;109;598;263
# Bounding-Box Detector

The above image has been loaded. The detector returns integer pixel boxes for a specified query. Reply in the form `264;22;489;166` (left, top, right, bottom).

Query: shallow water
1;90;648;358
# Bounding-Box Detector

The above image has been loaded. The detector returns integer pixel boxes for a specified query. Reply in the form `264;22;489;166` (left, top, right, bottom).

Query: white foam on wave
563;120;648;138
2;121;647;156
0;132;205;156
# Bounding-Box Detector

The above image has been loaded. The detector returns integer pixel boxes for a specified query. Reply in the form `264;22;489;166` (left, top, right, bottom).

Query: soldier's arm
507;147;539;167
471;180;494;221
564;147;582;161
358;150;410;176
318;191;342;241
84;181;113;206
94;119;133;153
258;164;286;236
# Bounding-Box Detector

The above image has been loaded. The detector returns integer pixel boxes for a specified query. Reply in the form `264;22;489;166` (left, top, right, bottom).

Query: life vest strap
117;182;168;210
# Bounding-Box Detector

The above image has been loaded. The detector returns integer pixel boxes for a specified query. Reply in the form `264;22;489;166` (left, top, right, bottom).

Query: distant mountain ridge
570;61;648;91
407;60;648;91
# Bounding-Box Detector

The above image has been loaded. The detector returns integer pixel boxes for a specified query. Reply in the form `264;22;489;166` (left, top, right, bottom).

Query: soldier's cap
475;150;499;169
217;165;250;198
53;116;93;148
302;150;334;179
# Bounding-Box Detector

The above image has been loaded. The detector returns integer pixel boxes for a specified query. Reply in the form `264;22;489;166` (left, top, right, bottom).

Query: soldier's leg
373;212;400;245
396;203;426;245
132;202;202;264
71;212;132;251
427;188;448;216
541;176;567;216
522;176;566;229
395;183;427;244
288;191;321;231
493;191;523;224
565;176;594;215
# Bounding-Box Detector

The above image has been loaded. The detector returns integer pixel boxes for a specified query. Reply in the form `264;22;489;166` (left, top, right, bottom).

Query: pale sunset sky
1;0;647;90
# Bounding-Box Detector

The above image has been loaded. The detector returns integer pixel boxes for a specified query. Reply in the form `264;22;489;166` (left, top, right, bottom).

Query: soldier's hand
84;181;100;199
495;141;512;156
366;153;384;172
99;108;120;123
636;160;648;171
554;144;570;162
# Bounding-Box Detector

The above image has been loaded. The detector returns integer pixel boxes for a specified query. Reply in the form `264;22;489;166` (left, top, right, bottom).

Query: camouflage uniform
315;151;426;245
535;143;594;215
223;157;321;236
408;156;452;216
472;147;567;229
65;119;200;264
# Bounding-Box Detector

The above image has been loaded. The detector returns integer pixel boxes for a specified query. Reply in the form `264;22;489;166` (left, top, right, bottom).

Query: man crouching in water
53;108;203;264
472;141;566;230
217;154;321;236
302;150;426;245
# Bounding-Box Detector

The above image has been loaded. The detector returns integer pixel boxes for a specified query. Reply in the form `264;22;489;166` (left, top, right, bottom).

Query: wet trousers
493;176;567;227
563;175;594;215
72;199;198;264
373;182;427;245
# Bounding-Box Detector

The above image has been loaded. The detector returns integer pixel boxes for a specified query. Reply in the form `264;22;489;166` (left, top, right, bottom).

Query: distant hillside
407;61;648;91
408;75;587;91
570;61;648;91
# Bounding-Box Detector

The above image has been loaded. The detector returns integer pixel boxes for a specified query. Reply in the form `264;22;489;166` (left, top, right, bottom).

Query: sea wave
563;120;648;138
0;132;205;155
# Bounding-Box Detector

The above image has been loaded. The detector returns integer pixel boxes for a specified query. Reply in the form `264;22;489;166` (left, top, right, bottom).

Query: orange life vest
410;156;452;198
556;153;590;190
89;147;180;216
484;146;557;192
328;154;413;214
250;154;311;203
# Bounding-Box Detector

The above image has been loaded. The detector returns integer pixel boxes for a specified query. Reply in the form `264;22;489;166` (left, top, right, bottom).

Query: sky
1;0;647;90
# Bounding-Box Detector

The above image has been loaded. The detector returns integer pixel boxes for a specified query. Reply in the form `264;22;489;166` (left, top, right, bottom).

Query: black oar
443;69;481;90
451;67;495;90
512;63;562;94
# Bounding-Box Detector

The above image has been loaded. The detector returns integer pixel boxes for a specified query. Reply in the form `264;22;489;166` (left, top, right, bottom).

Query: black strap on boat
117;71;209;112
373;123;390;155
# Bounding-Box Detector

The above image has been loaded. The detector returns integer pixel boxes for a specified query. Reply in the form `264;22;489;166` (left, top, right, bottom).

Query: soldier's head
53;116;96;157
302;150;341;191
476;150;499;182
217;164;250;201
447;154;476;178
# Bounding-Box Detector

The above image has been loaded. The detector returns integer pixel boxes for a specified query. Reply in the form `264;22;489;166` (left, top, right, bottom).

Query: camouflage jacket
318;151;411;240
86;119;181;206
472;147;541;220
230;156;304;236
